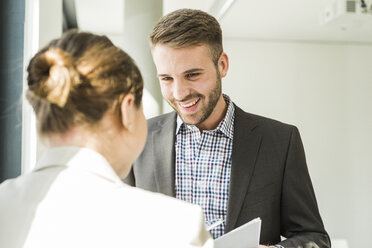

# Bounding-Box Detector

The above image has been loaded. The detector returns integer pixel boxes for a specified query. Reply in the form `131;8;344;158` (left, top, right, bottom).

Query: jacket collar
225;105;261;232
152;113;178;196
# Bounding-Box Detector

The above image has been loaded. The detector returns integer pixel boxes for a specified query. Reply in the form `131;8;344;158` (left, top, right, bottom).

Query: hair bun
32;48;80;107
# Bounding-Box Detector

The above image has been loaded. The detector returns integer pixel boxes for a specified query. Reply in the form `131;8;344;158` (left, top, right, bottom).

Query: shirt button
197;181;207;189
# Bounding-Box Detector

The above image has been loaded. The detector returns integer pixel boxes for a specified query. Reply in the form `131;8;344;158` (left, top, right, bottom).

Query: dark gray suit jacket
125;105;331;248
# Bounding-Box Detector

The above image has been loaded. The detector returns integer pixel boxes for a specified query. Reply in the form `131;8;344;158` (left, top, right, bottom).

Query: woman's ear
120;94;135;131
218;52;229;78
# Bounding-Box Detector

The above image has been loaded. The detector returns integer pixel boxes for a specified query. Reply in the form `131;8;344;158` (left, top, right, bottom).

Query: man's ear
120;94;135;131
218;52;229;78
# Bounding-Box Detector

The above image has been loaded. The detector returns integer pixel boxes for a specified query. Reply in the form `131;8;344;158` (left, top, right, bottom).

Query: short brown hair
149;9;223;64
26;30;143;135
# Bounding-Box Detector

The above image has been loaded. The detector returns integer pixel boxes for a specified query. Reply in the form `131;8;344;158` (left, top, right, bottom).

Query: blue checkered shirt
175;95;235;239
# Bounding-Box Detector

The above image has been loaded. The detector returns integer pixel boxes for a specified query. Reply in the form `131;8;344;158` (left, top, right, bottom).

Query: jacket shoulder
235;105;296;132
147;111;177;131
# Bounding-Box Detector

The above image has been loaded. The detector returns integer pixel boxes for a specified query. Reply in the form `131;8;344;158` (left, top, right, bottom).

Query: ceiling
74;0;372;43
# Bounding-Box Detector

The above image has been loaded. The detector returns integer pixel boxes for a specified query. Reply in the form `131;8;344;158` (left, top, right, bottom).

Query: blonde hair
26;30;143;135
149;9;223;65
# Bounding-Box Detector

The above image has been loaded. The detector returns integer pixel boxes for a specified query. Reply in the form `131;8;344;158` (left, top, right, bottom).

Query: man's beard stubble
172;74;222;127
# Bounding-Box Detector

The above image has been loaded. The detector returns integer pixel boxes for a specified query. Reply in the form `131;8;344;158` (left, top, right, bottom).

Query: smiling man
124;8;330;248
153;43;227;131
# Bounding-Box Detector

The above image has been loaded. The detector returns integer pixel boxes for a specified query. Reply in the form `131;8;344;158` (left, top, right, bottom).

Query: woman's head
27;30;143;135
27;30;146;177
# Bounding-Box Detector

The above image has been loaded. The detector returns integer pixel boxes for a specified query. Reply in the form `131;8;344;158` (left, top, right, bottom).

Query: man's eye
186;73;200;79
161;77;172;81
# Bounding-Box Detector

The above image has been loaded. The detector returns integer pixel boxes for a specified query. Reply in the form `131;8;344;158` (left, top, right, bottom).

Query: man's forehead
152;43;210;54
151;43;220;78
152;44;213;69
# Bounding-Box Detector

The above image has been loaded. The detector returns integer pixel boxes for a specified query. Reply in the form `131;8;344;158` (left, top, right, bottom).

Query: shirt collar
176;94;235;139
35;146;123;184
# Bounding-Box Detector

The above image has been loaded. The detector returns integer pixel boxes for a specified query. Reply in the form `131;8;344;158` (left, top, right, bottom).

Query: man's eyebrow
157;68;204;77
157;73;170;77
183;68;204;75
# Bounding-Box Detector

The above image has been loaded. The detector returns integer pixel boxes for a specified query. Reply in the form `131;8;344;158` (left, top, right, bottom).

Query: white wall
346;45;372;247
222;38;372;248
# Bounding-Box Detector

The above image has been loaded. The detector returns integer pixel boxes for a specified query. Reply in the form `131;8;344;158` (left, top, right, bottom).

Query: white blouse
0;146;213;248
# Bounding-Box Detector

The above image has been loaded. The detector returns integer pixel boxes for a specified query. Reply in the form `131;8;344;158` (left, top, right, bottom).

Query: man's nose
173;79;190;101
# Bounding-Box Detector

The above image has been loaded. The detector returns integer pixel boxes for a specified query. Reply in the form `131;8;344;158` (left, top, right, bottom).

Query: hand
259;245;270;248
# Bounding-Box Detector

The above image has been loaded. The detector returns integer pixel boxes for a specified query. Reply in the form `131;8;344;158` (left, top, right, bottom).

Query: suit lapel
152;112;177;197
225;106;262;232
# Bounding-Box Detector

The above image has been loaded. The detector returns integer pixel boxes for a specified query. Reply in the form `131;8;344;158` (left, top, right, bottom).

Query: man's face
152;43;228;130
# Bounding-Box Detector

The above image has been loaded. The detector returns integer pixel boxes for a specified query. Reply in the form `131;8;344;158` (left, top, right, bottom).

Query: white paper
214;217;261;248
